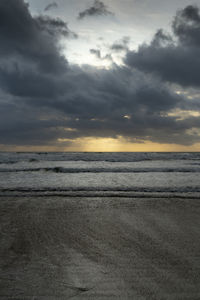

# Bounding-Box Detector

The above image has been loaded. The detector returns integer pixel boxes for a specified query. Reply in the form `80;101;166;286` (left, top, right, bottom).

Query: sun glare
56;137;200;152
61;39;112;68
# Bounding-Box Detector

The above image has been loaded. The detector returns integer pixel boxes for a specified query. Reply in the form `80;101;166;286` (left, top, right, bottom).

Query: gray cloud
0;0;73;74
90;49;112;61
36;16;78;38
173;5;200;46
111;37;130;52
1;60;199;146
0;1;200;148
44;2;58;12
78;0;113;20
125;5;200;88
90;49;101;59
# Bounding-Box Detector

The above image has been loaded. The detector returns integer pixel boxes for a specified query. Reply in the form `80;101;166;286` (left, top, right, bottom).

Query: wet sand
1;196;200;299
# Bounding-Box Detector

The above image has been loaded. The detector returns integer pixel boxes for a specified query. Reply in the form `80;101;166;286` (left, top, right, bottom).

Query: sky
1;0;200;151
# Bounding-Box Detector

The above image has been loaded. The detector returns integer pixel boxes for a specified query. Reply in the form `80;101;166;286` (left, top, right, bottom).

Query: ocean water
1;152;200;198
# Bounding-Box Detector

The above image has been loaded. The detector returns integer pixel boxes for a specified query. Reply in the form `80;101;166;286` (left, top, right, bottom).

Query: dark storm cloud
0;0;70;74
44;2;58;12
0;1;200;147
78;0;113;20
125;5;200;88
173;5;200;46
1;61;199;146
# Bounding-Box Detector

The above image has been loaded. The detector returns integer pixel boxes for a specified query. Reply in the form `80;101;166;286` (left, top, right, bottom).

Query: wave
0;161;18;165
1;152;200;163
1;166;200;173
1;186;200;194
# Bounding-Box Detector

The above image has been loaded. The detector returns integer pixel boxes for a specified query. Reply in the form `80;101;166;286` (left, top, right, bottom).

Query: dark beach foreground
1;196;200;300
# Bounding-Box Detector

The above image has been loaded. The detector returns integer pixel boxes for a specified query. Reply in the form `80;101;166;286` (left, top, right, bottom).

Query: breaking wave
1;167;200;173
1;186;200;198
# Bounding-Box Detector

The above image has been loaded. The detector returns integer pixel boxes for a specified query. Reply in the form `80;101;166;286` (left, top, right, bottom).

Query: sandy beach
1;196;200;299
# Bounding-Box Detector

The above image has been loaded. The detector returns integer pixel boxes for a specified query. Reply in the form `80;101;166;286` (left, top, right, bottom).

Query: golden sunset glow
60;138;200;152
2;138;200;152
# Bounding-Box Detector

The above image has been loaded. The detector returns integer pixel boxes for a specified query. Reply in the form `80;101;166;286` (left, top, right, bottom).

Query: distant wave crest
1;166;200;173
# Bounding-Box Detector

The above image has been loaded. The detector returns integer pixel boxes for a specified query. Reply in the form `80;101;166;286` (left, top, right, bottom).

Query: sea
1;151;200;198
